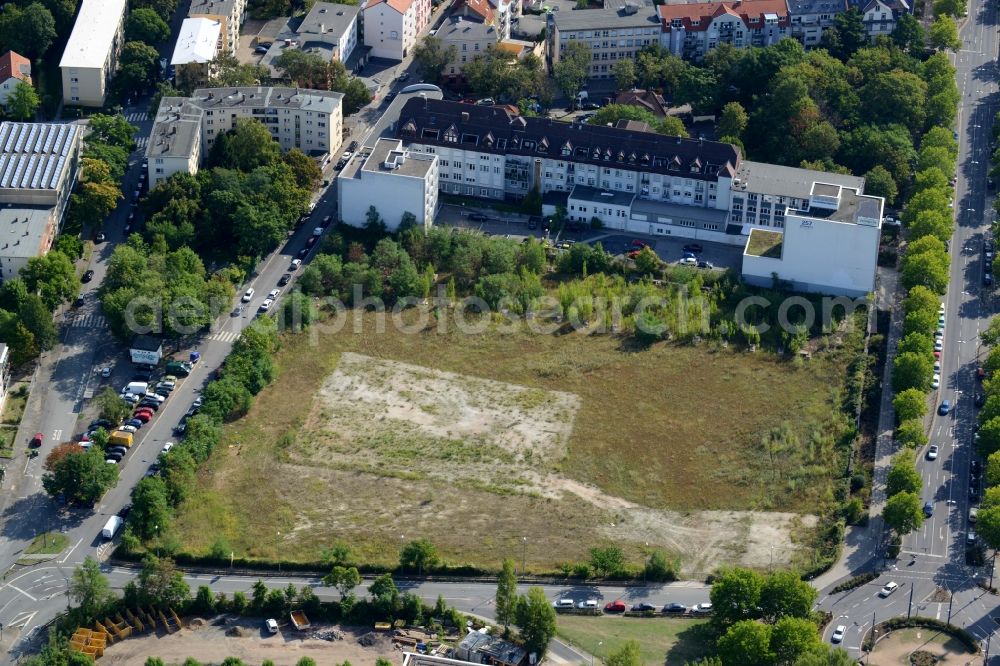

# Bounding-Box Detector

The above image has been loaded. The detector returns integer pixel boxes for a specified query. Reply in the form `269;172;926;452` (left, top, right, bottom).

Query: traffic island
863;619;979;665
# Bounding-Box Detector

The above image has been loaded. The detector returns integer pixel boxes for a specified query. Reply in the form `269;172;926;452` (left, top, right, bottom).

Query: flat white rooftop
59;0;129;70
172;17;223;65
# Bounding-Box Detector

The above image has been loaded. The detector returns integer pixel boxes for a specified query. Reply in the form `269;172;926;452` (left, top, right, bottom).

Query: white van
123;381;148;396
102;515;124;540
242;288;255;303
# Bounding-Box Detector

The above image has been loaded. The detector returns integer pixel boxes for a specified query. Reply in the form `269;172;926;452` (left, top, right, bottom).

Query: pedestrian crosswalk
68;314;107;329
126;112;148;123
210;330;239;343
135;136;148;150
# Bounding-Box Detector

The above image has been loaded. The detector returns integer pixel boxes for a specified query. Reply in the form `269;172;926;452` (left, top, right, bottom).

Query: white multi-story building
59;0;128;107
146;86;344;187
546;4;661;79
785;0;845;46
440;17;501;80
395;98;882;295
338;138;439;230
856;0;910;39
171;18;224;89
188;0;248;56
261;1;360;77
658;0;789;61
363;0;432;60
0;122;81;279
742;182;883;296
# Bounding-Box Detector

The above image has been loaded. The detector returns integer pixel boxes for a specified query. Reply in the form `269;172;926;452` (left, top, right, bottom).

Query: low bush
830;572;876;594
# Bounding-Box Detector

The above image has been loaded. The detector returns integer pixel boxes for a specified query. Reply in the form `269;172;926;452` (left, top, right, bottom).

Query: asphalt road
817;0;1000;657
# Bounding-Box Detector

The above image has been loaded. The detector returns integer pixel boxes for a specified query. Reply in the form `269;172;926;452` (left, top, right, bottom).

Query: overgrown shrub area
830;572;876;593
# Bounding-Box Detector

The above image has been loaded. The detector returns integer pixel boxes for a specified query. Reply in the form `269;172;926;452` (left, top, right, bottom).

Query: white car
242;287;255;303
259;298;274;312
679;257;698;266
934;339;944;352
927;444;939;460
265;618;279;634
878;581;899;597
831;625;846;643
934;361;941;372
267;289;280;300
290;259;302;270
932;373;941;389
161;442;174;455
939;303;946;315
100;367;112;378
691;603;713;614
120;425;138;433
313;227;324;236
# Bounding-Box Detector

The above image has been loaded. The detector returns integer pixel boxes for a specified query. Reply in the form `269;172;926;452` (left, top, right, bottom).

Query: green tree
633;246;661;275
892;351;933;392
821;8;867;59
322;565;361;598
643;550;678;582
7;81;40;121
137;555;190;607
896;419;928;449
554;41;591;103
863;165;898;205
19;294;56;351
978;417;1000;457
759;570;816;622
883;490;924;535
893;388;928;422
129;476;172;540
886;454;922;496
605;640;642;666
209;118;281;171
718;101;749;140
893;13;925;51
717;620;773;666
929;15;961;50
770;616;822;664
70;179;122;226
118;41;161;93
282;149;323;189
495;557;518;634
42;448;118;504
21;250;80;310
411;36;457;84
94;386;131;424
589;546;626;577
69;556;114;618
986;450;1000;487
126;7;171;43
709;567;763;628
514;587;557;657
0;3;57;60
908;209;953;243
399;538;439;574
611;59;637;91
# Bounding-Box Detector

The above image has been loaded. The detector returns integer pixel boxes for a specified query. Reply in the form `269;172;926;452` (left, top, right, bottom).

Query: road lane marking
6;584;36;601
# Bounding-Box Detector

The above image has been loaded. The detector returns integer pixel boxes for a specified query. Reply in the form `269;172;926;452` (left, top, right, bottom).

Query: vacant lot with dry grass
172;308;857;575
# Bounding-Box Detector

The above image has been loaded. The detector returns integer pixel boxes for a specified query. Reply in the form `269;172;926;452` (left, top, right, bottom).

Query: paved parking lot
435;204;746;272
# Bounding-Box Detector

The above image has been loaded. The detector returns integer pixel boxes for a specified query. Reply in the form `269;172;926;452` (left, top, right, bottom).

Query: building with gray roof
260;2;360;78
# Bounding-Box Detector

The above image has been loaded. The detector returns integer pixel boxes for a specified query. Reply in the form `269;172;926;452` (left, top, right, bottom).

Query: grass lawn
556;615;713;665
2;385;28;425
24;532;69;555
0;427;15;458
746;229;784;258
172;305;857;571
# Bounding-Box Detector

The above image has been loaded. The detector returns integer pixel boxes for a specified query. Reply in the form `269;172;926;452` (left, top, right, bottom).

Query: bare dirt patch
99;618;399;666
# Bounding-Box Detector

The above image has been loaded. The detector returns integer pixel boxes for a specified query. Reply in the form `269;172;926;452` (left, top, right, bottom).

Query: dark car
663;603;687;614
106;451;124;462
986;271;994;286
348;140;359;152
107;445;128;456
683;243;704;253
398;72;410;82
697;260;714;269
138;400;160;411
971;484;981;500
297;247;310;259
527;215;540;229
631;603;657;612
173;422;187;436
306;235;318;247
254;45;268;54
976;393;986;407
95;232;106;243
117;504;132;518
581;101;601;110
73;296;85;307
923;501;934;517
468;213;488;222
938;400;951;415
90;418;113;429
82;270;95;283
278;273;292;286
125;418;143;429
973;459;982;476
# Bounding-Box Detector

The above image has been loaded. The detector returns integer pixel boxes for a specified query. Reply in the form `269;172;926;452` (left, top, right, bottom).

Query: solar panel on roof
10;156;26;189
50;156;65;189
4;124;18;153
40;157;55;189
54;125;67;156
1;155;16;188
23;155;38;188
42;125;55;154
0;124;11;152
29;125;42;153
13;125;27;153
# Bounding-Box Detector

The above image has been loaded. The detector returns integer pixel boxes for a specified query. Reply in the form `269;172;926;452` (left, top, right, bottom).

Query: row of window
562;28;658;39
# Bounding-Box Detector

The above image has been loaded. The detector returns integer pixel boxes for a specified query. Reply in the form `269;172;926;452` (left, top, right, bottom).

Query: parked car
259;298;274;313
630;603;656;612
690;603;713;614
697;260;714;269
931;373;941;389
976;393;985;407
161;442;174;455
297;247;310;258
131;411;152;423
137;400;160;411
242;288;255;303
468;213;488;222
972;460;982;476
553;599;575;609
267;289;280;300
90;419;113;430
95;232;106;243
82;270;95;283
120;424;139;433
878;581;898;597
683;243;703;253
278;273;292;286
254;45;268;54
986;271;994;286
106;452;123;462
106;446;128;457
662;603;687;614
604;600;626;613
927;445;939;460
968;531;977;545
576;600;598;610
118;504;132;518
679;257;698;266
934;339;944;352
971;507;979;523
290;259;302;270
29;432;42;448
266;618;279;634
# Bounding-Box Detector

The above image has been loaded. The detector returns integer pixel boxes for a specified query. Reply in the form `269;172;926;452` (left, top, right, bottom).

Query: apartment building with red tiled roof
0;51;31;109
659;0;789;60
363;0;432;59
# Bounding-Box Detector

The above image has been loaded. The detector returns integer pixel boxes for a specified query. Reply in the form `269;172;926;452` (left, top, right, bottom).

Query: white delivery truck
102;515;123;540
